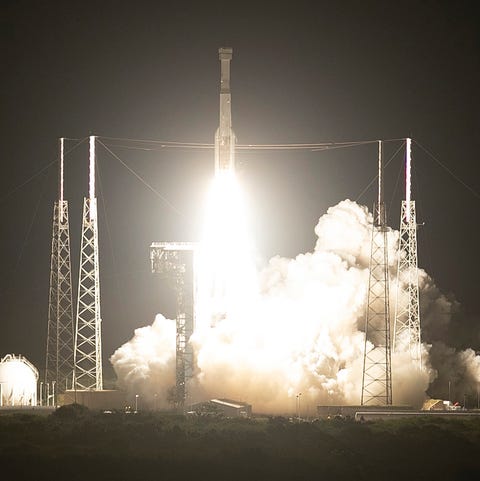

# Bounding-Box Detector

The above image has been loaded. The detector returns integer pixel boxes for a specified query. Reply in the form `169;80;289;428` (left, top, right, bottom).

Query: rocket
215;47;236;174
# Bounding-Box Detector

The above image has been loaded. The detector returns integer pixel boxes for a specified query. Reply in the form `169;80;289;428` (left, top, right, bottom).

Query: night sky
1;1;478;378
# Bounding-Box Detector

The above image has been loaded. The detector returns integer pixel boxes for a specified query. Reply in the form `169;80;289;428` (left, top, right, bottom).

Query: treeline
0;406;479;480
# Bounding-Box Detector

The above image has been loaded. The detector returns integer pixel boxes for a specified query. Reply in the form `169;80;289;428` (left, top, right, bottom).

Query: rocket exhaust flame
196;171;257;328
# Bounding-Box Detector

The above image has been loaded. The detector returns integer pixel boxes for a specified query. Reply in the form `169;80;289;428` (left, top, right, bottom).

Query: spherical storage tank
0;354;38;406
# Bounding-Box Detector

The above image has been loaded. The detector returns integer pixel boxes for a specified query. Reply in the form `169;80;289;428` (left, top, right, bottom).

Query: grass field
1;405;479;480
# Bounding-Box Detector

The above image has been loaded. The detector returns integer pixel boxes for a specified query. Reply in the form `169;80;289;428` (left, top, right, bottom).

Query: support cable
97;139;185;219
0;165;53;300
411;159;435;279
414;140;479;199
388;153;405;221
12;167;53;277
355;142;405;203
99;135;406;152
0;138;87;204
96;157;125;315
99;140;388;155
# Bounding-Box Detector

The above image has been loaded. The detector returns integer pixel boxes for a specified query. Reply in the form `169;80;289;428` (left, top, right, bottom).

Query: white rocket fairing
215;47;235;174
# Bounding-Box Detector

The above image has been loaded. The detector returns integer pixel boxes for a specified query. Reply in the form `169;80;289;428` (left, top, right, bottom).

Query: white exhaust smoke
111;199;479;412
110;315;176;405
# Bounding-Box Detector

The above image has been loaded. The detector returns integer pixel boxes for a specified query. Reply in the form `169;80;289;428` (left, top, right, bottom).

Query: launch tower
73;136;103;390
45;138;75;400
361;141;393;405
150;242;196;411
394;138;422;366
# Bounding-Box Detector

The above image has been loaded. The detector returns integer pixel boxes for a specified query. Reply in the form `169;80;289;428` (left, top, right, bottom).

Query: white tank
0;354;38;407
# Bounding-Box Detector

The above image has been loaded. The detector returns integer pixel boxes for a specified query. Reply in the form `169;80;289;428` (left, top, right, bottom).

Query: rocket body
215;47;235;174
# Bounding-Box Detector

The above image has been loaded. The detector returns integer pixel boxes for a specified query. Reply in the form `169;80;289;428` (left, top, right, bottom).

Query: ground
0;408;478;480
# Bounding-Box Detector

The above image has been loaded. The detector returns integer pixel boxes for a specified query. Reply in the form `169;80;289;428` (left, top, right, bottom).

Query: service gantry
150;242;196;411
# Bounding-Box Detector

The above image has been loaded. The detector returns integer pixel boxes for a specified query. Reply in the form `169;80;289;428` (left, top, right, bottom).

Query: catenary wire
97;139;186;219
388;149;405;222
0;137;87;204
414;140;479;199
1;165;53;299
96;157;126;315
355;142;405;203
99;135;406;152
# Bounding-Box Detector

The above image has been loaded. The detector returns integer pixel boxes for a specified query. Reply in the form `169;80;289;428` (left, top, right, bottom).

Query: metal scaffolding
394;138;422;367
45;138;74;398
361;141;393;405
150;242;196;411
73;137;103;390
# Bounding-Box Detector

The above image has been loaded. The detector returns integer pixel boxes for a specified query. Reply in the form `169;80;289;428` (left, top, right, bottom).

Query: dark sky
1;1;479;376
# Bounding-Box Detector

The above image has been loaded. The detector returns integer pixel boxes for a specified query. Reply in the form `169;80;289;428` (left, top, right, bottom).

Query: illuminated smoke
111;197;479;412
110;314;175;407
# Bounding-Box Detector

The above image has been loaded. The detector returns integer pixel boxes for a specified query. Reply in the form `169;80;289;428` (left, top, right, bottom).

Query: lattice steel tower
45;138;74;397
361;141;393;405
394;138;422;367
150;242;196;411
73;136;103;390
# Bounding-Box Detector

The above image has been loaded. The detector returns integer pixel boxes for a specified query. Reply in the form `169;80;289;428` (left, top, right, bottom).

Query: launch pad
37;47;427;413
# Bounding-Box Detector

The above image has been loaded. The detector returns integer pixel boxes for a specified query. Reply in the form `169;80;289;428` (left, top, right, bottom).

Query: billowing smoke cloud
110;315;175;405
111;199;479;412
427;342;480;402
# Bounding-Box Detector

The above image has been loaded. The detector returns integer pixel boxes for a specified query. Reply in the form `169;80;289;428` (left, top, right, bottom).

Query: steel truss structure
45;200;74;395
150;242;196;411
361;141;393;405
394;139;422;367
74;198;102;390
73;137;103;390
